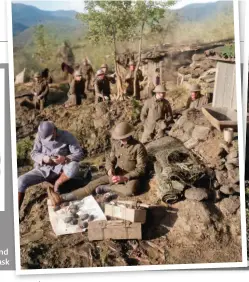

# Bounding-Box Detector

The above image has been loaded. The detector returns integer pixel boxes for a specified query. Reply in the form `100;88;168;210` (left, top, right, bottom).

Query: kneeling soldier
186;84;208;109
32;72;49;110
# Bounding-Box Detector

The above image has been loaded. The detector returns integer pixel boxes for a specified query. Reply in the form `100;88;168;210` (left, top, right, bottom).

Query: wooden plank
212;62;236;110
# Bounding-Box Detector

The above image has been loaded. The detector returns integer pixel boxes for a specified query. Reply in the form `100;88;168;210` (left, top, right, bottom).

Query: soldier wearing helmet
80;58;95;92
31;71;49;111
94;68;115;103
140;84;173;144
186;84;209;109
55;122;148;202
65;70;86;108
18;121;84;210
125;60;144;100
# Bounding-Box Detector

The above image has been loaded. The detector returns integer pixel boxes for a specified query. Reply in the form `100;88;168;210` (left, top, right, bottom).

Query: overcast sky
13;0;223;12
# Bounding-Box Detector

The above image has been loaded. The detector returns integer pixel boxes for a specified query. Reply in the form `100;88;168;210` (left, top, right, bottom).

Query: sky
13;0;222;12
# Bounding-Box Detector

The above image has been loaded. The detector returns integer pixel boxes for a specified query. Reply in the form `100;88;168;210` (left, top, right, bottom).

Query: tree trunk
133;22;144;100
112;30;124;100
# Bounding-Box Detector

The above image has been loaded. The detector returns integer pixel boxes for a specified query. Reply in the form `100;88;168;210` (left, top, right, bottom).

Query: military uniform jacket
186;95;208;109
105;138;147;180
94;77;114;97
125;69;143;94
68;78;86;96
32;79;49;98
140;96;173;131
31;129;84;178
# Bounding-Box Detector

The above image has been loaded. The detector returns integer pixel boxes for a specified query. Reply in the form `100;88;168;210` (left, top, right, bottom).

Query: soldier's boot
54;172;70;193
61;175;110;201
18;192;25;211
110;179;139;196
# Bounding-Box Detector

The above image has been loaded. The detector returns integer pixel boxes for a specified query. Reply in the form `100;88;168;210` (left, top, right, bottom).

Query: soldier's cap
34;72;41;78
38;121;55;141
153;85;167;93
96;69;105;76
190;84;201;92
128;61;135;66
74;70;82;77
101;63;108;68
111;122;134;140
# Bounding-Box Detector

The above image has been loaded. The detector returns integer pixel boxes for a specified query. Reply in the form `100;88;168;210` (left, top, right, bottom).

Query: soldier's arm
105;142;117;172
186;97;191;109
30;135;46;165
166;100;173;120
66;133;84;162
124;145;147;180
68;80;76;96
94;81;103;98
38;82;49;98
140;101;149;123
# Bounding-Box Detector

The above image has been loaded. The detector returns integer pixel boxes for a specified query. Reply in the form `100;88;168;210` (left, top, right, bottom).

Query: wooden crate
105;202;147;223
88;220;142;241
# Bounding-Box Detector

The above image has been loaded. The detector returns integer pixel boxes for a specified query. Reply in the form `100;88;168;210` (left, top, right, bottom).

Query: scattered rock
184;187;208;201
225;163;235;171
226;157;239;166
227;151;238;160
215;170;229;185
183;121;195;134
219;196;240;216
192;125;210;141
220;185;235;195
227;168;239;184
184;138;199;149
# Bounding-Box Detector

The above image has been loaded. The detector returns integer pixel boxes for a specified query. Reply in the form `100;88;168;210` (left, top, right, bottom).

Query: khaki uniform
65;78;86;107
186;95;208;109
125;69;144;99
71;138;148;199
31;79;49;110
140;96;173;143
80;64;95;92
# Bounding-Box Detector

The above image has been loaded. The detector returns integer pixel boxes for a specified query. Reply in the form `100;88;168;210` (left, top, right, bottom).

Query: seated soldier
57;122;148;203
94;69;115;103
18;121;84;210
186;84;208;109
32;72;49;111
65;70;86;108
140;85;173;144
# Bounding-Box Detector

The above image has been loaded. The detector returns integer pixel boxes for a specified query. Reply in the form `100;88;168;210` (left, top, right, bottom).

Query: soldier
57;41;75;82
65;70;86;108
32;72;49;111
186;84;209;109
56;122;148;203
80;58;95;92
18;121;84;210
140;85;173;144
94;69;115;103
56;40;75;67
100;63;116;83
125;61;144;99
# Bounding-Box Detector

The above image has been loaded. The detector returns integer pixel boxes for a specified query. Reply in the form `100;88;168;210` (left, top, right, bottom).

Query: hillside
12;1;234;48
176;1;233;22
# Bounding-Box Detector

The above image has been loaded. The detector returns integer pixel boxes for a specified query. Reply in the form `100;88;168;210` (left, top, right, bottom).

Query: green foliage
17;137;33;166
131;98;142;121
76;1;135;48
33;24;57;67
220;43;235;59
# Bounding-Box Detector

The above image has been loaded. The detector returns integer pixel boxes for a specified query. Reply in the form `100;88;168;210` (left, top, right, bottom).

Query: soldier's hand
43;156;52;164
53;155;66;165
108;169;114;177
112;176;128;184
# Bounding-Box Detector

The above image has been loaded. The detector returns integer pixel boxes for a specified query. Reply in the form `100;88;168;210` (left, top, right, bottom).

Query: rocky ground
16;79;242;269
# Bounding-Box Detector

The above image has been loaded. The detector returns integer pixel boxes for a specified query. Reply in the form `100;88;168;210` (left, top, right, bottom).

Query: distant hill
12;1;233;48
176;1;233;22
